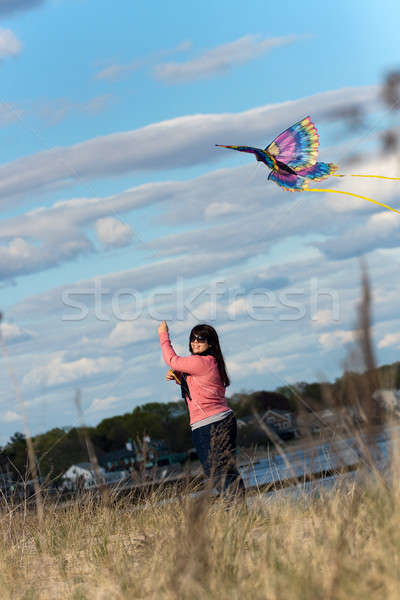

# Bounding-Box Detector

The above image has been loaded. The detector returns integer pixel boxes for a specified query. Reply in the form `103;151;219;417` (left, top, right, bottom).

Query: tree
3;432;28;478
35;428;88;481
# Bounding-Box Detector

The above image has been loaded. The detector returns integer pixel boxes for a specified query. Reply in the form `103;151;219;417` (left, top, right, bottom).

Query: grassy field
0;443;399;600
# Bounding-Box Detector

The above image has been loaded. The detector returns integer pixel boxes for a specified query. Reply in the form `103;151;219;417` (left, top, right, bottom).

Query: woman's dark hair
189;324;230;387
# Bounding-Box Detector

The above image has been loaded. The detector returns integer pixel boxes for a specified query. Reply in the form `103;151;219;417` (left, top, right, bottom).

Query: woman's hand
165;369;175;381
158;320;168;335
166;369;181;384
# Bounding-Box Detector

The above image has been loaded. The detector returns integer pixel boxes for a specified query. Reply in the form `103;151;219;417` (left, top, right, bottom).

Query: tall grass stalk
0;314;44;525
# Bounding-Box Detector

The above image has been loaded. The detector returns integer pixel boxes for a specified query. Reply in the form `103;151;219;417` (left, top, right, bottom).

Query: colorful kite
216;116;400;215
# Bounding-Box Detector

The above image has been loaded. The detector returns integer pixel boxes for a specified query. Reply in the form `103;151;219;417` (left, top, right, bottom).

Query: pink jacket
159;330;229;426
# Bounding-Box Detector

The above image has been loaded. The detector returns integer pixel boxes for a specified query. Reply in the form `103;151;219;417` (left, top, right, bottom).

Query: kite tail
306;188;400;215
332;173;400;181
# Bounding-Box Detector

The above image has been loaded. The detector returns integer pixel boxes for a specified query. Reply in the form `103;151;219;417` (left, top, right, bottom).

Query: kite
216;116;400;215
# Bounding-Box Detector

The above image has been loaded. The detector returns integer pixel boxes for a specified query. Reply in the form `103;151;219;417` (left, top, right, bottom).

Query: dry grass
0;447;400;600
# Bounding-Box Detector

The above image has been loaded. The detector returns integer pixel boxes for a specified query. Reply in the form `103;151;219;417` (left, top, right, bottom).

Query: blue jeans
192;413;245;498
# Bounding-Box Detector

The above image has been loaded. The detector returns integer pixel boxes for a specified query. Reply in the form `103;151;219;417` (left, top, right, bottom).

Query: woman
158;320;245;498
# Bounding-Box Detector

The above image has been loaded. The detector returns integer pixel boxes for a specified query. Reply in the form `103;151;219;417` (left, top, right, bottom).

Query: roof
62;463;96;479
263;409;293;418
74;462;92;470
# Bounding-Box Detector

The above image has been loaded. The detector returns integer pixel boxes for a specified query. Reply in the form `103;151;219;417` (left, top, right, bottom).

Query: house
155;452;188;467
62;462;104;489
373;389;400;415
98;448;137;472
261;409;297;439
237;410;297;440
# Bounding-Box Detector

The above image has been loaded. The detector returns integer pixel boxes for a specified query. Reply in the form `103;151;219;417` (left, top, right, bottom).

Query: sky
1;0;400;444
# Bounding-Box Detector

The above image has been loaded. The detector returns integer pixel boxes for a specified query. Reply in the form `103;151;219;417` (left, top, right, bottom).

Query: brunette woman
158;320;245;498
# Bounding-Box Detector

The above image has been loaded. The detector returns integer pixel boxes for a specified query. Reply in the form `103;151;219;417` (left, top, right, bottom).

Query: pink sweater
159;330;229;426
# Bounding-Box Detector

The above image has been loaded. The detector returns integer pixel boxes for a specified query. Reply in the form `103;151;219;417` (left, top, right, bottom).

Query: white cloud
227;355;285;378
0;28;21;59
130;386;153;400
227;297;249;318
86;395;119;413
96;40;191;82
252;357;286;374
96;63;138;82
5;237;31;259
318;330;355;350
311;309;341;329
85;389;150;414
1;410;20;423
95;217;133;248
205;201;245;218
107;320;154;348
0;86;377;204
186;300;219;321
0;102;24;126
0;321;33;343
154;34;300;83
23;354;123;389
0;233;92;279
378;332;400;349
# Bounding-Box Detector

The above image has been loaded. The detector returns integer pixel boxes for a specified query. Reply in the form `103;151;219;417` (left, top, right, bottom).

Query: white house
262;409;296;432
62;462;105;489
373;389;400;415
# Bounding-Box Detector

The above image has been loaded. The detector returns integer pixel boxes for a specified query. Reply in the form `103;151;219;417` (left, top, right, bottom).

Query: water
239;425;397;493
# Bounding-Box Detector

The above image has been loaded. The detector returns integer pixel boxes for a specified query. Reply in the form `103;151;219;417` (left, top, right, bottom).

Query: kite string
306;188;400;215
332;173;400;181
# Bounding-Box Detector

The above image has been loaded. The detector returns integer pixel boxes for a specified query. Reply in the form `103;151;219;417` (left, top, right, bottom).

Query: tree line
2;359;399;483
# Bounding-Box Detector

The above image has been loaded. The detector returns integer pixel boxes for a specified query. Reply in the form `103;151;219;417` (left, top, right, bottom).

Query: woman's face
190;333;210;354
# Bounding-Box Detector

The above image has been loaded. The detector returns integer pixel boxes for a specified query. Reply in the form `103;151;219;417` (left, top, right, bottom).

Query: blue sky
1;0;400;444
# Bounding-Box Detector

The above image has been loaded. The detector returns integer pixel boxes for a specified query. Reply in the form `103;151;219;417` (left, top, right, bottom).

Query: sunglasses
190;334;208;343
